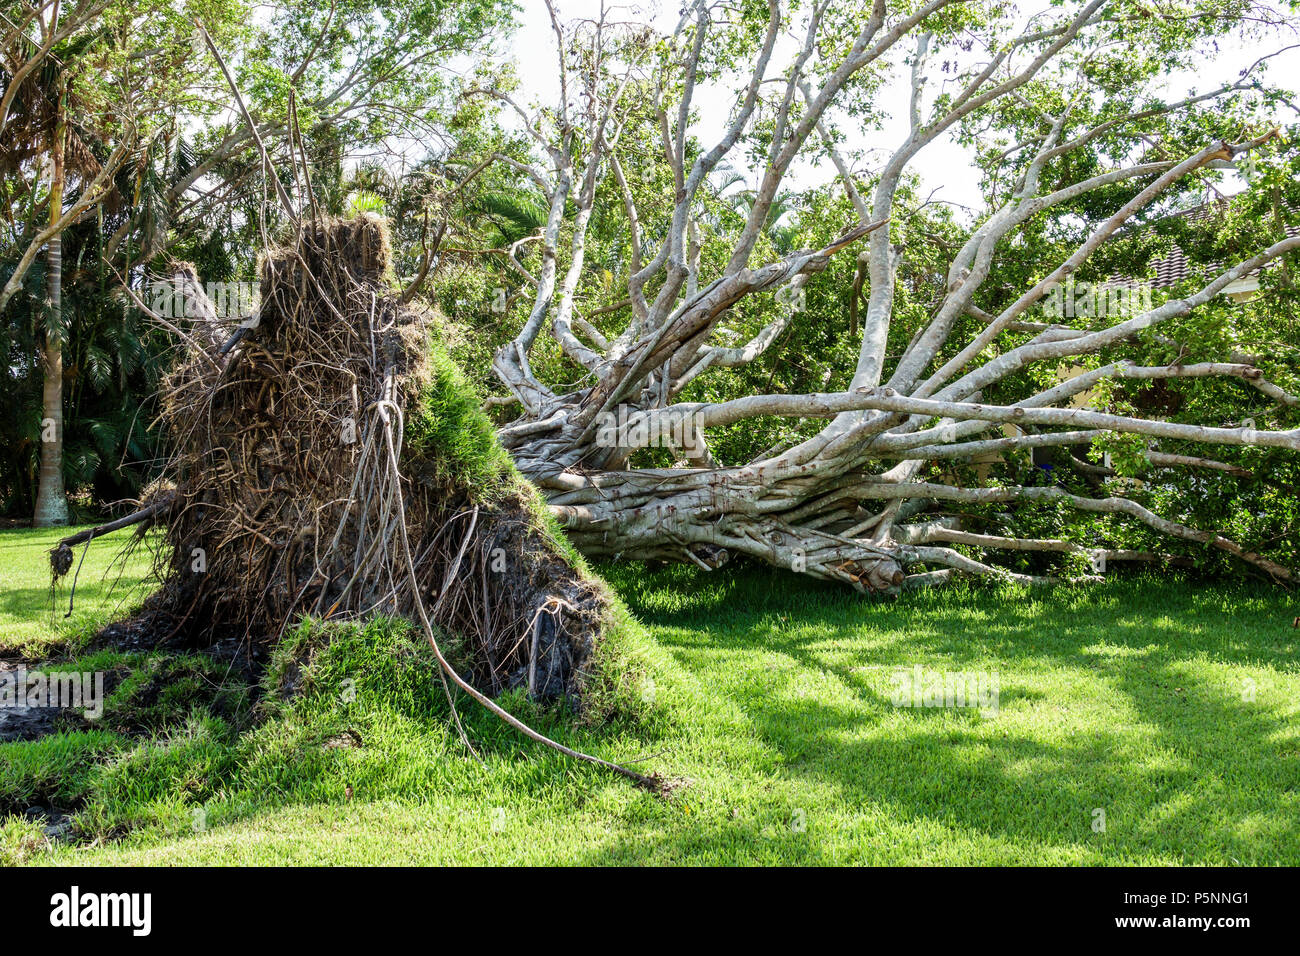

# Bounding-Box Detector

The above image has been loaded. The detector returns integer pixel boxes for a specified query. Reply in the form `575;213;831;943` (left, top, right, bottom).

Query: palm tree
1;20;104;525
31;73;69;525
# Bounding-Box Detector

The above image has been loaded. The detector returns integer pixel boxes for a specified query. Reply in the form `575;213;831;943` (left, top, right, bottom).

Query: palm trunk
33;91;68;528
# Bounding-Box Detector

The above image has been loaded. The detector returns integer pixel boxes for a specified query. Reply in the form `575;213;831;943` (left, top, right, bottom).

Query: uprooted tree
35;0;1299;789
465;0;1300;590
52;214;662;785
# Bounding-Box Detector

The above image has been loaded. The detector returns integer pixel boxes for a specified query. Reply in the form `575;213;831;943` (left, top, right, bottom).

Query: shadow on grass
587;563;1300;864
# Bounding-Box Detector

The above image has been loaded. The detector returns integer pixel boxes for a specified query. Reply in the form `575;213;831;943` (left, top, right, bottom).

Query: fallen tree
471;0;1300;590
50;216;664;787
69;215;609;693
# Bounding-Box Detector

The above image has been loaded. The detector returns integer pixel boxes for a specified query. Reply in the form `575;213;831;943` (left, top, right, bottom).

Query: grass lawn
0;525;157;657
2;524;1298;865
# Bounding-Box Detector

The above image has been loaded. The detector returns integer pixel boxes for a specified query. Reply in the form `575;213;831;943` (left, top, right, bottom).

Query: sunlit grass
0;525;157;657
1;527;1297;865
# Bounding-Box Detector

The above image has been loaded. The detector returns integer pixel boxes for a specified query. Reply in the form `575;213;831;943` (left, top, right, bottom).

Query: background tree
0;0;514;520
448;0;1300;589
0;0;248;523
2;1;118;524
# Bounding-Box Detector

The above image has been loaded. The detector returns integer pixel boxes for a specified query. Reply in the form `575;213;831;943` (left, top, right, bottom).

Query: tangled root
111;214;612;700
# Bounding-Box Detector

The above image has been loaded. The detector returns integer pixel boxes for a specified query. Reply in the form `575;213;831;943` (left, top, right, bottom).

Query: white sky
507;0;1300;214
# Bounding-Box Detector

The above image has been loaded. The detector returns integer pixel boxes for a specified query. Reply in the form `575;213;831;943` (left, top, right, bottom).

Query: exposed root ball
123;214;612;700
50;543;74;578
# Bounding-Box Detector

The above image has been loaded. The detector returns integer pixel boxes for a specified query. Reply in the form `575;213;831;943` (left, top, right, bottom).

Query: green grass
404;331;515;499
1;525;1297;865
0;525;156;657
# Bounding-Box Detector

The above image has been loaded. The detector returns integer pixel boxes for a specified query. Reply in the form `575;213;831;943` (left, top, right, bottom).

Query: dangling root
378;406;663;791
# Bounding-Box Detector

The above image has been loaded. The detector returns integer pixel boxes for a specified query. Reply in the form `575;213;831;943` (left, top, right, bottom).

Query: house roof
1110;195;1298;289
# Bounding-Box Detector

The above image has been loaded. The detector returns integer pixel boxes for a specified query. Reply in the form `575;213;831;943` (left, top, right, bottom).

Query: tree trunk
33;90;68;528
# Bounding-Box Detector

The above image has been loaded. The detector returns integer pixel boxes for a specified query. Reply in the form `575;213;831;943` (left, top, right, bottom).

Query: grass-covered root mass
49;214;639;710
